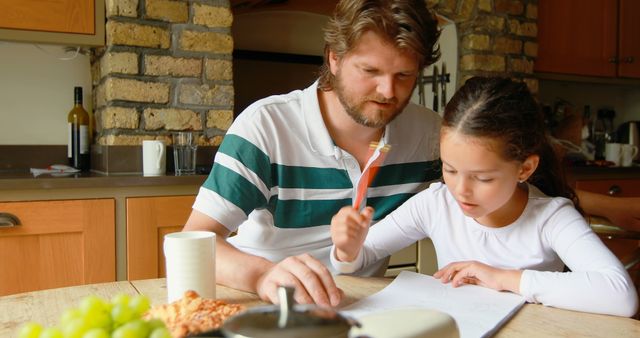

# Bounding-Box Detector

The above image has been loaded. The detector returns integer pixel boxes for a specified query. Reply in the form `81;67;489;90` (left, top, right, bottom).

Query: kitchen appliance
616;121;640;161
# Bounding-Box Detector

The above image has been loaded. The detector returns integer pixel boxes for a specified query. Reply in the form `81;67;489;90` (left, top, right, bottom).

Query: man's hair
318;0;440;91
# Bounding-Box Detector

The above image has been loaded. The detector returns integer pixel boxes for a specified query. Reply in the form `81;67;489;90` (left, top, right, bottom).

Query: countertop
0;171;207;191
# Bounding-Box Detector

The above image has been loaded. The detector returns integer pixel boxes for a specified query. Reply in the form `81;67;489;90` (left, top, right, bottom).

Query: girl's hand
330;206;374;262
433;261;522;293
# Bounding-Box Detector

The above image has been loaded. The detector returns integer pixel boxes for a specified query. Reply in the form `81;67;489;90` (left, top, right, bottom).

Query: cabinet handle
608;57;619;64
0;212;21;228
622;56;635;64
608;185;621;196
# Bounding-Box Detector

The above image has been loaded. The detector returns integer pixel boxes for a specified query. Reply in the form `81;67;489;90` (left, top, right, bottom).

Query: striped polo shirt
193;81;442;275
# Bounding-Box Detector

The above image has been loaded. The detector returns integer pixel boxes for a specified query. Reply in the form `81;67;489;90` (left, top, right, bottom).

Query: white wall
0;41;92;145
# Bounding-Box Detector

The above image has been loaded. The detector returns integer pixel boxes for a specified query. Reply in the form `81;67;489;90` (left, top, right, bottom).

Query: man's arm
576;189;640;232
183;210;342;307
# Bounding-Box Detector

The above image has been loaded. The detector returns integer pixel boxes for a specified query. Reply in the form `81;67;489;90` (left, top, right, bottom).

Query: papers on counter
340;271;525;338
30;164;80;177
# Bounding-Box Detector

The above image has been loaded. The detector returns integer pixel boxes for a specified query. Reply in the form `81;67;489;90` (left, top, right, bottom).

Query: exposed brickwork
91;0;233;146
462;34;491;51
193;4;234;28
429;0;538;93
145;0;189;23
144;55;202;77
493;37;523;54
103;77;170;103
206;110;233;130
106;0;138;18
178;84;234;107
99;106;140;130
205;59;233;81
143;108;203;130
179;30;234;54
102;52;138;75
106;21;171;48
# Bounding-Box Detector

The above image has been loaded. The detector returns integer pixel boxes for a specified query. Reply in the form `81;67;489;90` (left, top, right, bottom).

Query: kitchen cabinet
126;195;436;280
0;0;105;46
0;199;115;296
535;0;640;78
126;195;194;280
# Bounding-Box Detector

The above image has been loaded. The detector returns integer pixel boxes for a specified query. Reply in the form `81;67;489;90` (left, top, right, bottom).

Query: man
184;0;441;307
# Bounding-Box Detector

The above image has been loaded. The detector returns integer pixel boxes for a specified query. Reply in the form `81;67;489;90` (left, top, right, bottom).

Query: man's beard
333;70;410;129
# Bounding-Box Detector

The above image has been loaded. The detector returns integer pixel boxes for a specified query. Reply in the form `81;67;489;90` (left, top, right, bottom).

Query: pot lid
221;286;358;338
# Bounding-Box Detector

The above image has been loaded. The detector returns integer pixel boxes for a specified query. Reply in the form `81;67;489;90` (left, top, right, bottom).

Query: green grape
146;318;166;330
17;322;42;338
82;308;112;330
128;295;151;315
81;327;110;338
111;324;141;338
79;295;108;315
60;308;83;327
39;327;64;338
119;320;150;338
62;317;90;338
111;303;136;325
111;293;131;307
149;327;172;338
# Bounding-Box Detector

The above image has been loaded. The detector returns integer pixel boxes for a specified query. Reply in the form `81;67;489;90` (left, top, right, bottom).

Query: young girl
330;77;638;317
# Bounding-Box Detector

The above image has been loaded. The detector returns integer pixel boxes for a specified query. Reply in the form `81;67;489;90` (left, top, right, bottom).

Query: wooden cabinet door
0;0;95;34
618;0;640;78
535;0;618;77
126;195;195;280
0;0;104;46
0;199;115;296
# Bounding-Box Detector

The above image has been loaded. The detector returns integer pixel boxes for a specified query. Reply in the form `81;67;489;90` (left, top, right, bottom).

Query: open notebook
341;271;526;338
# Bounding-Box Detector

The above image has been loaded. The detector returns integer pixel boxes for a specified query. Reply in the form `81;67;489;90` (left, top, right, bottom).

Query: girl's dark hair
443;77;582;213
318;0;440;91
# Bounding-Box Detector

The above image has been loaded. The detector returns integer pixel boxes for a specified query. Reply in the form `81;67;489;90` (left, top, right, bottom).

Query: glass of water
172;131;198;175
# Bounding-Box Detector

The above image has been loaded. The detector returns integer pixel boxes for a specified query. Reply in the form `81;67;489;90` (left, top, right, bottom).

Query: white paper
341;271;525;338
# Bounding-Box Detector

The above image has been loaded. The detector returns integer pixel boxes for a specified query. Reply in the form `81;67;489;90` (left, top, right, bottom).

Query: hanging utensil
440;62;447;110
432;65;439;112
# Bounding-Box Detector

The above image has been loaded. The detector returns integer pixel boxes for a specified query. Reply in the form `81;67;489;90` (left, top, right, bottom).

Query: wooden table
1;276;639;337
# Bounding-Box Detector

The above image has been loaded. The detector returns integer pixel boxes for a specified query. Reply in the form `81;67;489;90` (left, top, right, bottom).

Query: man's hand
330;206;374;262
576;189;640;232
434;261;522;293
255;253;342;307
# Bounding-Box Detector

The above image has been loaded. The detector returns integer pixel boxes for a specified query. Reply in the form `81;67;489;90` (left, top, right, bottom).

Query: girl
330;77;638;317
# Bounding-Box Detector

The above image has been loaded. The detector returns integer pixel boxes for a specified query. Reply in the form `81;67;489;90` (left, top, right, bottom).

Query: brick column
429;0;538;93
91;0;233;146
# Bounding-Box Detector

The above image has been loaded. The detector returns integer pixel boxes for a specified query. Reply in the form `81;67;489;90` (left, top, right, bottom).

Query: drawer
575;179;640;197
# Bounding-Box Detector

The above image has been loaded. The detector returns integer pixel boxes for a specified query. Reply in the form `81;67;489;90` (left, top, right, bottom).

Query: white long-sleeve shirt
331;182;638;317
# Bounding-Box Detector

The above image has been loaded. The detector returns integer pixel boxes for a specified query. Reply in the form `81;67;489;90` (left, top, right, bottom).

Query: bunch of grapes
17;293;171;338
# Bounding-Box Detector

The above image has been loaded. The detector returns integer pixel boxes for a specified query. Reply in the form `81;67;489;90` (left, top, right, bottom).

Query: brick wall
91;0;233;146
429;0;538;93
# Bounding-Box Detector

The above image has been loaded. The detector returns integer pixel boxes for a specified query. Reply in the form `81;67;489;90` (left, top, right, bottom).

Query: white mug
605;143;623;166
621;144;639;167
164;231;216;302
142;140;166;176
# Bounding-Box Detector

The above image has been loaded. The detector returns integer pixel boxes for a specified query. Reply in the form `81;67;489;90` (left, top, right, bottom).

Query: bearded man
184;0;441;306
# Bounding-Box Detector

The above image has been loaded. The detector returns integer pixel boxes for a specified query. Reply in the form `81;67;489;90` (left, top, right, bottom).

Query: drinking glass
173;132;198;175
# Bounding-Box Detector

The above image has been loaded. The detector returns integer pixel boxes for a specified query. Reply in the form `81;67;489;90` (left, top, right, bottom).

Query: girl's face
440;128;536;227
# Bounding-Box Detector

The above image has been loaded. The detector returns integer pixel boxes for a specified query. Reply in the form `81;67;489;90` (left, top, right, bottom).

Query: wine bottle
67;86;91;171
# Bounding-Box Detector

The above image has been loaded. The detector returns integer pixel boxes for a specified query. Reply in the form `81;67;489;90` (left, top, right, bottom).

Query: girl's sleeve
519;201;639;317
331;188;433;274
